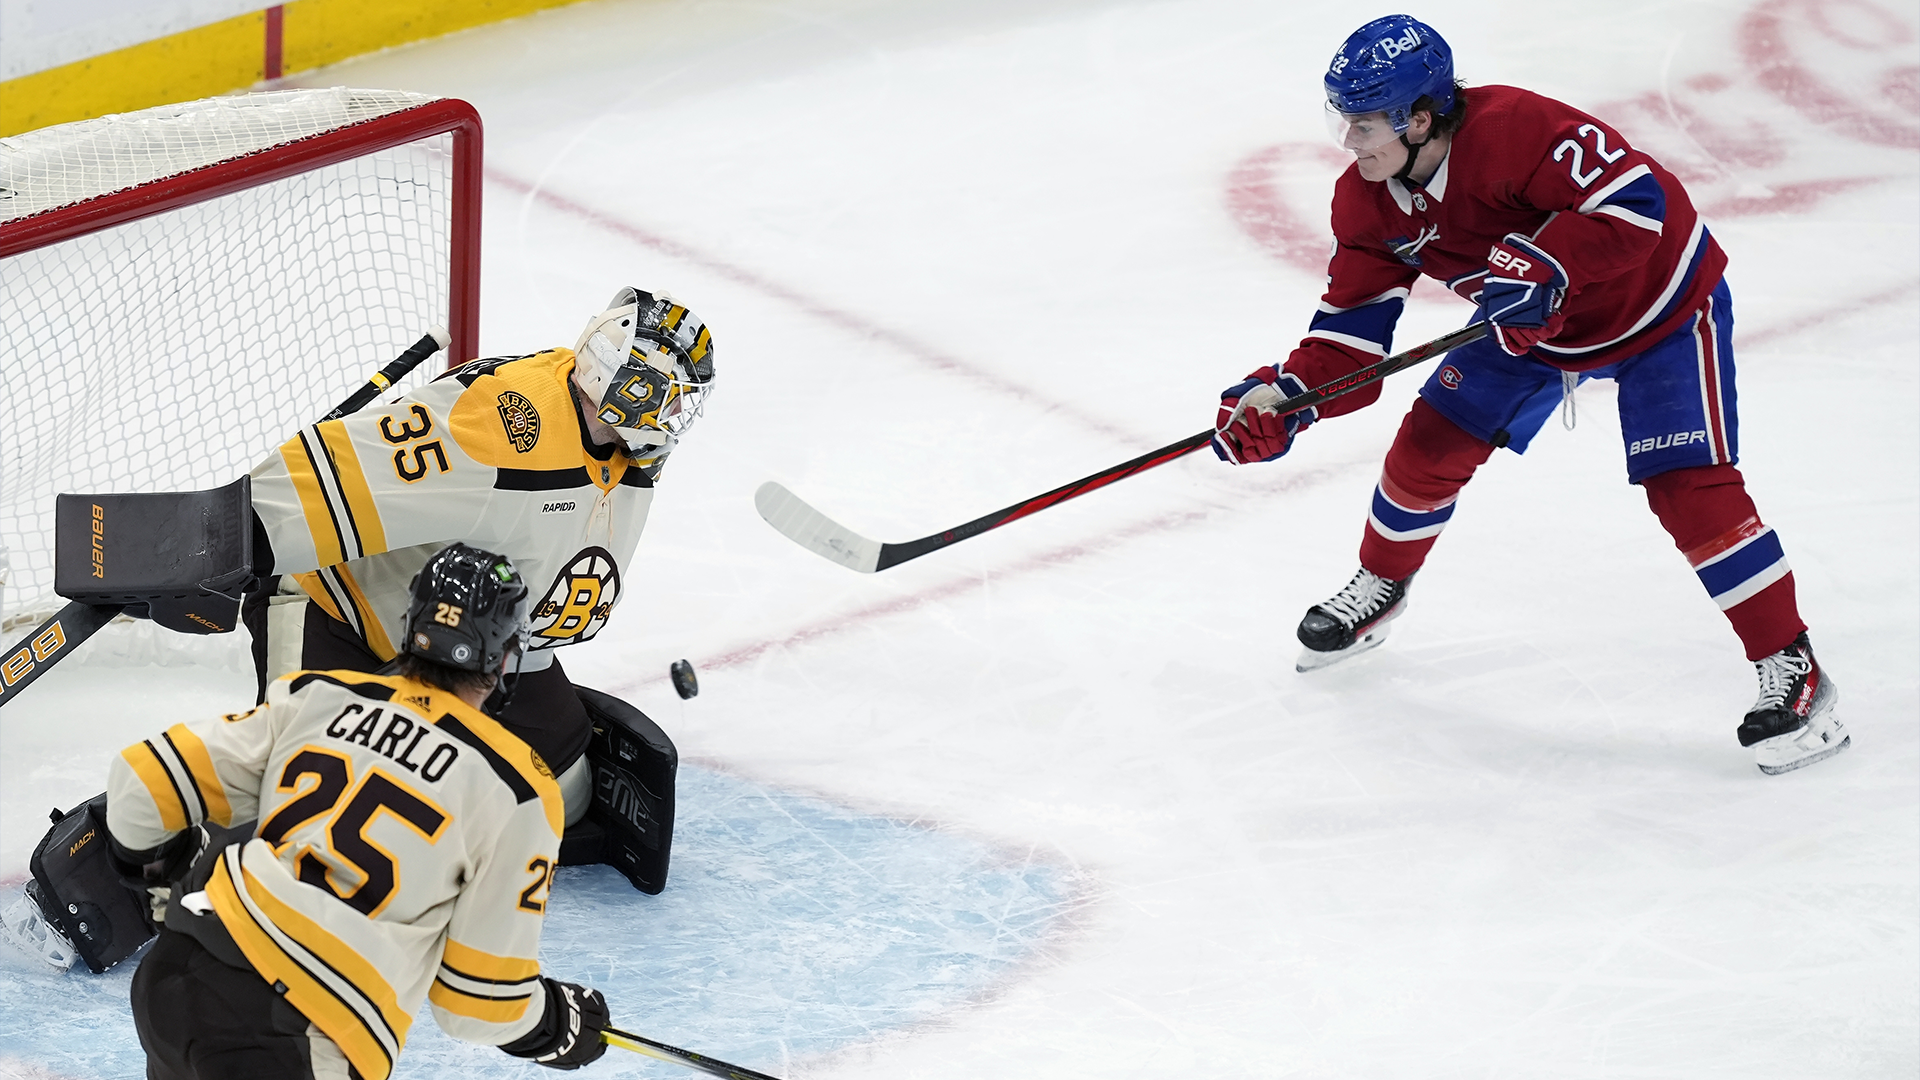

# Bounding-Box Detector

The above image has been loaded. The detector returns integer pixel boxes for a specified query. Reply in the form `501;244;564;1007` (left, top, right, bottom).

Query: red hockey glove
1213;369;1315;464
1479;233;1568;356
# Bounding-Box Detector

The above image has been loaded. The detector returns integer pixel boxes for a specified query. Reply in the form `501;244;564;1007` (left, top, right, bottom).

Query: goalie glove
1213;369;1315;464
1479;233;1568;356
501;978;610;1070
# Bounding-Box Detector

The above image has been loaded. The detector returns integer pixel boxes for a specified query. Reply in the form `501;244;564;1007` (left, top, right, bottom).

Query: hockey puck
669;658;699;700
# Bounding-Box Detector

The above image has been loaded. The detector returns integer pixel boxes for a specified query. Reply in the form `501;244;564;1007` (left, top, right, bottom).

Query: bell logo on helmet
1378;26;1422;58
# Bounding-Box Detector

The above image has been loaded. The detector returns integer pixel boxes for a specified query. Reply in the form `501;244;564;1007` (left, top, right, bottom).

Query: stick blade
753;482;882;573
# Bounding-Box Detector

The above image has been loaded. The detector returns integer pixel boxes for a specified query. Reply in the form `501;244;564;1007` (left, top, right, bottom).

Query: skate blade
1757;732;1851;775
1296;625;1390;673
0;889;77;970
1755;705;1851;775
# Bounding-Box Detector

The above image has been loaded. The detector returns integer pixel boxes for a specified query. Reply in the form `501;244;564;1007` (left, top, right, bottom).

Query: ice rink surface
3;0;1917;1076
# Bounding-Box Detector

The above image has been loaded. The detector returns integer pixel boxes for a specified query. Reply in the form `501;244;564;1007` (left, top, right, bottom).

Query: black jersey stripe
158;730;209;823
434;715;538;804
142;739;196;828
313;569;363;639
618;468;652;488
310;426;367;560
295;432;352;567
289;672;398;700
494;467;591;491
432;975;538;1001
439;960;541;988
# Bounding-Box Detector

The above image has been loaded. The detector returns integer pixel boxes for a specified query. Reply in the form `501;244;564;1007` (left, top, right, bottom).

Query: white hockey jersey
107;670;565;1080
250;348;656;661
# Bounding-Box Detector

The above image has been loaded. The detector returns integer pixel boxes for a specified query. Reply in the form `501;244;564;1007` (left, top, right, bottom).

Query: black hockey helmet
402;543;530;673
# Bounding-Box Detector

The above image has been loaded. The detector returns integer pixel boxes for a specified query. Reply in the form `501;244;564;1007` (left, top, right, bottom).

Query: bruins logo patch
497;391;540;453
528;547;622;646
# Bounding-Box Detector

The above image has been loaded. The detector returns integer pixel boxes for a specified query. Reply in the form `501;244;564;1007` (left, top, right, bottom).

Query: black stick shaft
0;601;125;710
601;1025;786;1080
318;328;450;422
872;321;1488;570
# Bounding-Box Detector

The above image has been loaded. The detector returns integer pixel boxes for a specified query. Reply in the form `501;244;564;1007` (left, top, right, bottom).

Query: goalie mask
402;543;530;673
573;288;715;454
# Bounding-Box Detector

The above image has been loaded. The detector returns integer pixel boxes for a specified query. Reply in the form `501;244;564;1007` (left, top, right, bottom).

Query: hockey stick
0;602;126;709
756;321;1490;572
602;1025;786;1080
0;331;451;712
319;326;451;422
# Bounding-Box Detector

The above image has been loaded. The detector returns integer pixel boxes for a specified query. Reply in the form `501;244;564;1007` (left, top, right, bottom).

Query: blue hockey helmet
1324;15;1456;134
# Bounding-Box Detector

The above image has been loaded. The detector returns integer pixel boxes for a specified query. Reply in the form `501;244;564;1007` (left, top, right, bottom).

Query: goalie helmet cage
0;89;482;629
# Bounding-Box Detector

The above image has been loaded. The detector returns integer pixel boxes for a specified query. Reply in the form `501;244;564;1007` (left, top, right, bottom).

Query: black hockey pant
131;930;356;1080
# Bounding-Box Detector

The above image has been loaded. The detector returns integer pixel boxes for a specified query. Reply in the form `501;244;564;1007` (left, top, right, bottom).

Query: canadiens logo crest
1439;365;1464;390
528;548;622;646
497;391;540;453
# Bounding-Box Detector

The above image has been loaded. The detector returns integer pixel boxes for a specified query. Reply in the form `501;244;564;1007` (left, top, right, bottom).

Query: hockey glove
501;978;610;1070
1479;233;1568;356
1213;369;1315;464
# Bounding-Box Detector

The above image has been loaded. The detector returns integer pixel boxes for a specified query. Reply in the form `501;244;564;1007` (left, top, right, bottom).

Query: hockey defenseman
1211;16;1846;774
246;288;713;823
107;543;609;1078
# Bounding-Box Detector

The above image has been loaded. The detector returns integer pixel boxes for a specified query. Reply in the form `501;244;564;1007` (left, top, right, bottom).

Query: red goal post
0;89;483;630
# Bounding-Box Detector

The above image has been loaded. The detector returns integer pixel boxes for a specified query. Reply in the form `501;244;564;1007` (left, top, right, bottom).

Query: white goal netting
1;88;468;632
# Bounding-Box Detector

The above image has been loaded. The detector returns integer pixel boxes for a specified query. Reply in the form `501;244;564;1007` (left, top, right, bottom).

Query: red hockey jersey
1287;84;1727;417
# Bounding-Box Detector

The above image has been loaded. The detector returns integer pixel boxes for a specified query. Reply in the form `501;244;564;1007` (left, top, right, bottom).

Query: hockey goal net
0;88;482;631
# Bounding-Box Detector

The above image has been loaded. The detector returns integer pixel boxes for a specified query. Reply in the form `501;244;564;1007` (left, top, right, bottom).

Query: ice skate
1295;569;1413;672
1737;632;1848;775
0;884;78;970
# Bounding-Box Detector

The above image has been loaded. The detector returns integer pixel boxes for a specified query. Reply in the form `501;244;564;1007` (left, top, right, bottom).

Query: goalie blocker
0;479;254;710
560;686;678;895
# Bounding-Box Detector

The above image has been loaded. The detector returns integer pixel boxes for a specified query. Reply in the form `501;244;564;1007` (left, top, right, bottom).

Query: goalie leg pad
560;685;677;894
24;793;157;973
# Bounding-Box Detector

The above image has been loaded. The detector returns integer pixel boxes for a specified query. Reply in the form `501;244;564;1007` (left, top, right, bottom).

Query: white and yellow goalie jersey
250;348;656;661
107;671;565;1080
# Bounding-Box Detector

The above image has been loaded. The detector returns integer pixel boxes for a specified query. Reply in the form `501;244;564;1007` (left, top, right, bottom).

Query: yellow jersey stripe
293;571;348;624
428;978;534;1024
441;939;541;983
120;742;190;832
165;723;233;827
334;565;397;660
236;863;414;1044
280;434;346;567
209;859;396;1080
315;421;388;558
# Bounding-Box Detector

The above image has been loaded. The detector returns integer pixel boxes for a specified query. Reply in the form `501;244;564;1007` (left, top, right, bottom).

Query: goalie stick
602;1025;787;1080
0;331;450;712
757;321;1490;572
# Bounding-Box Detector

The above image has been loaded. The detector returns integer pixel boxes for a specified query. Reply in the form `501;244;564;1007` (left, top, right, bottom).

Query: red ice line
485;167;1142;447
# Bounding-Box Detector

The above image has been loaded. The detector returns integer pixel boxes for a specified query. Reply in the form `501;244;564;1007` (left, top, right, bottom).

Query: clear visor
1324;104;1403;152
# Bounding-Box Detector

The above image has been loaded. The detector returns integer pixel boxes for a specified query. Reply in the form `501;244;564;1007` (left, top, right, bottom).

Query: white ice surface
3;0;1917;1077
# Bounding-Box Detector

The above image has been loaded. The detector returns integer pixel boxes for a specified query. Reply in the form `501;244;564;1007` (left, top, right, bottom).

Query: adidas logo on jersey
1629;430;1708;455
1378;26;1422;58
